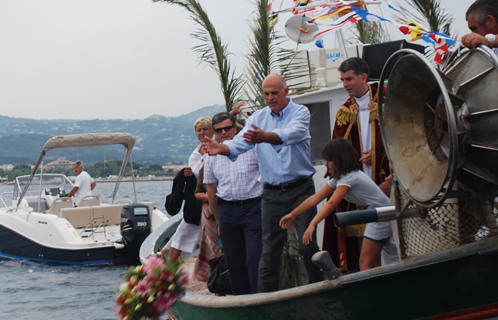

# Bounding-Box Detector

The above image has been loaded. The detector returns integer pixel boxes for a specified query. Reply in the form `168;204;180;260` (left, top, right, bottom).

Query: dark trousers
258;180;322;292
218;199;262;295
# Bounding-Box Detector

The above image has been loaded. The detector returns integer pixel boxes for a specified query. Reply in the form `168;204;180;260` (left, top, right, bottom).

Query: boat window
306;102;331;166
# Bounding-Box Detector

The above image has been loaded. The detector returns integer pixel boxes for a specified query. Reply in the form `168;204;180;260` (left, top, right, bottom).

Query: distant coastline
0;176;174;186
94;176;174;183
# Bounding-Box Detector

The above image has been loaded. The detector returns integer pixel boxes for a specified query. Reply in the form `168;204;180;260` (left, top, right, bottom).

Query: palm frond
355;20;390;44
245;0;312;108
153;0;244;111
350;5;390;45
244;0;272;109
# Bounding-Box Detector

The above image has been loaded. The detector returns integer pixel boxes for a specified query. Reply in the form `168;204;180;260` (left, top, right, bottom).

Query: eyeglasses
214;125;235;133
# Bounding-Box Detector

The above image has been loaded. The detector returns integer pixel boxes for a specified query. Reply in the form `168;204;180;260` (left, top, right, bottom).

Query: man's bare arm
67;186;79;198
462;33;496;48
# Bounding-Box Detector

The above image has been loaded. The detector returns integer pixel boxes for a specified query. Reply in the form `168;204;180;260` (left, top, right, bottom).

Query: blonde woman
161;116;213;263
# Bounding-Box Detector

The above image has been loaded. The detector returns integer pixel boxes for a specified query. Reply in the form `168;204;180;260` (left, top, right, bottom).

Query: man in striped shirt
204;111;263;295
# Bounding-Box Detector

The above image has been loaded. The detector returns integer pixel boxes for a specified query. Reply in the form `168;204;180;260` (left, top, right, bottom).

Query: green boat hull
168;237;498;320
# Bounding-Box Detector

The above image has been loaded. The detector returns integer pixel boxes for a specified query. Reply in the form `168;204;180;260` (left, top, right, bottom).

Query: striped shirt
204;147;262;201
328;170;389;209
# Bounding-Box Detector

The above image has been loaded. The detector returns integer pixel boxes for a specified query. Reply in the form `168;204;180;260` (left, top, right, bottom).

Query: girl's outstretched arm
302;185;350;245
280;184;335;230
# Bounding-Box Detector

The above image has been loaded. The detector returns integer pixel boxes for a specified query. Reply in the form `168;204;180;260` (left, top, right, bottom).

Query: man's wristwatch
485;34;496;47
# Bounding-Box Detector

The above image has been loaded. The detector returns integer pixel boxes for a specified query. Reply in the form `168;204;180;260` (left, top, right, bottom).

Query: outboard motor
120;203;151;265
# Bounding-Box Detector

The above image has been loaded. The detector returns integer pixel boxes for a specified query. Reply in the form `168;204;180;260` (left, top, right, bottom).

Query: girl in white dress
280;138;398;270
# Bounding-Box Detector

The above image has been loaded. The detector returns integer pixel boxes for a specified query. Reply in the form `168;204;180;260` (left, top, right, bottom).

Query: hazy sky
0;0;472;120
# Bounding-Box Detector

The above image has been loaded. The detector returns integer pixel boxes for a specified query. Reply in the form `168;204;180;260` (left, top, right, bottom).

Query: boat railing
0;191;36;208
0;192;12;207
80;215;109;242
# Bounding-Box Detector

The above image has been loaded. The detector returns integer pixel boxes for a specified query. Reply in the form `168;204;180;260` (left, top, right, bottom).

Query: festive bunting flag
310;6;352;22
429;33;449;65
292;2;345;16
399;21;426;42
312;11;362;39
421;31;456;47
386;0;401;12
349;5;389;22
284;0;454;66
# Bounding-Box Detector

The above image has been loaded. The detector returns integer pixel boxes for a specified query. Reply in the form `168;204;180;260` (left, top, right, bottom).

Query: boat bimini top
18;133;137;210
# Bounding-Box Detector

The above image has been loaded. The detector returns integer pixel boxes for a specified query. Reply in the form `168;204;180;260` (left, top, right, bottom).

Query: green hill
0;104;225;165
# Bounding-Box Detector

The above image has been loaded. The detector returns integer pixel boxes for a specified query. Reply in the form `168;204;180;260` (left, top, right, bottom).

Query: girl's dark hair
322;138;360;179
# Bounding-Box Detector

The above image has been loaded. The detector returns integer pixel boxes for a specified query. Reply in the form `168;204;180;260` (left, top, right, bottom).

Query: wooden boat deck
182;256;227;297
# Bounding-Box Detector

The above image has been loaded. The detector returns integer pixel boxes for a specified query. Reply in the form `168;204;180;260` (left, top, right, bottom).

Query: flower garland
114;255;189;320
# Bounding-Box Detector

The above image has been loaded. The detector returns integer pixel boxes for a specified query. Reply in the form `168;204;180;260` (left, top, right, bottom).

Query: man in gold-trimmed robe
323;57;391;272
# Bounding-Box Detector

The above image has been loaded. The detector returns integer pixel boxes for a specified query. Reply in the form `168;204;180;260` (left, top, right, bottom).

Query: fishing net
394;183;496;259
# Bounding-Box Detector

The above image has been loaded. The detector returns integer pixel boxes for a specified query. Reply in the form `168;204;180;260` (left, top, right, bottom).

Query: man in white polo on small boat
67;160;96;205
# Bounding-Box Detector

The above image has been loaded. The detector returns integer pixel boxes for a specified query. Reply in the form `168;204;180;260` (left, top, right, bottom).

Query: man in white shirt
462;0;498;56
67;160;96;205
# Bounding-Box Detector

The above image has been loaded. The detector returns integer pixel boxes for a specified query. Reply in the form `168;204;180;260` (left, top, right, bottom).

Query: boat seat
25;197;49;212
59;207;95;229
93;204;124;226
46;198;73;215
78;195;100;207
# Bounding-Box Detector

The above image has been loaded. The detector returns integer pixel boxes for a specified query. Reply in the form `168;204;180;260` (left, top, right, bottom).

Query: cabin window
306;102;331;165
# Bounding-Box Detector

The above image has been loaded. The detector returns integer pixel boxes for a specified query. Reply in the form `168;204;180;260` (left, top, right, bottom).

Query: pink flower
178;274;189;286
143;273;158;285
150;255;165;268
112;304;128;319
143;255;164;273
115;253;188;320
152;291;177;312
135;280;151;297
160;268;173;281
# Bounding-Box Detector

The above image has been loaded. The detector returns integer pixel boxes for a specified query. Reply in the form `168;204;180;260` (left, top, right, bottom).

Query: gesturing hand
243;124;267;144
202;136;221;156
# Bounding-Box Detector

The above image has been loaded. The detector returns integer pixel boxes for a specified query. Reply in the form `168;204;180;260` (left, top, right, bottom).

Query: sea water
0;180;173;320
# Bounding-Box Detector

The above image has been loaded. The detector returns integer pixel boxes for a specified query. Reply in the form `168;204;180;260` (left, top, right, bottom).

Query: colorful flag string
285;0;454;65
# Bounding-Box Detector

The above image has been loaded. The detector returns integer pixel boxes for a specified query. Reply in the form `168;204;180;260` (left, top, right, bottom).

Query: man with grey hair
203;73;322;293
67;160;96;205
462;0;498;55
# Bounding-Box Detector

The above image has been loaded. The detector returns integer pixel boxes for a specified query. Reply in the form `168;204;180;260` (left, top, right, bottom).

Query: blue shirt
204;148;262;201
224;98;316;185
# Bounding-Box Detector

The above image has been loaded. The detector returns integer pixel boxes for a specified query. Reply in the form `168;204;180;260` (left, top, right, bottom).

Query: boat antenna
37;160;44;213
129;154;137;203
17;151;46;211
111;147;137;203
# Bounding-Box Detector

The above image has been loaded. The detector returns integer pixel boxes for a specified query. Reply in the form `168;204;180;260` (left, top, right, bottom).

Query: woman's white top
188;143;207;179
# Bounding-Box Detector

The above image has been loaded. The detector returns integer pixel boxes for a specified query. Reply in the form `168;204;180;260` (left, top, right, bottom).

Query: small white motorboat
0;133;169;265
